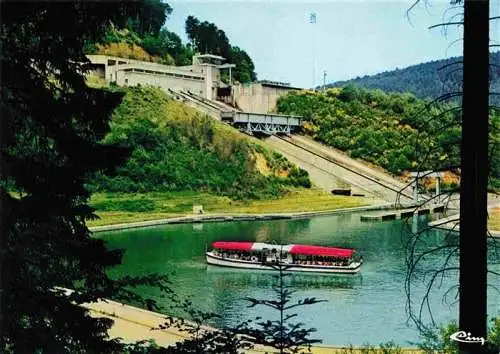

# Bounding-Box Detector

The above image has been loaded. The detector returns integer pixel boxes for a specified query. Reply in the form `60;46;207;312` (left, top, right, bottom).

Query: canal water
97;211;499;347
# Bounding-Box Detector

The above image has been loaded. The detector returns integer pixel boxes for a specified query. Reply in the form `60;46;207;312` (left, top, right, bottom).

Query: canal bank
428;216;500;237
89;202;398;233
85;297;424;353
427;202;500;237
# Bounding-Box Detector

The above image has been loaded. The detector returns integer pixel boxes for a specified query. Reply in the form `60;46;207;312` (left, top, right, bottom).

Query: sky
167;0;500;88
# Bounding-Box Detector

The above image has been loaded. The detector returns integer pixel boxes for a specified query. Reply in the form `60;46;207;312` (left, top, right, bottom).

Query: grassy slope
86;86;372;226
88;188;369;226
88;86;310;199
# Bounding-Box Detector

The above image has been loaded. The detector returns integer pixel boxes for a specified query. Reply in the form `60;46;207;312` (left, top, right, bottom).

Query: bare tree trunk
459;0;489;353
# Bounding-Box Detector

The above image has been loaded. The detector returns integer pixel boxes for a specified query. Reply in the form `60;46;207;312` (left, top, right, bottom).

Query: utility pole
309;12;316;91
323;70;327;91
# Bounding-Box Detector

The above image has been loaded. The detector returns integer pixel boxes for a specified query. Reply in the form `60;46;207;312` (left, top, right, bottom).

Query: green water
97;211;499;346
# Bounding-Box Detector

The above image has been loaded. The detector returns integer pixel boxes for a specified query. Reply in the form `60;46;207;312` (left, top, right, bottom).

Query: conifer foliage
244;262;325;354
1;2;169;352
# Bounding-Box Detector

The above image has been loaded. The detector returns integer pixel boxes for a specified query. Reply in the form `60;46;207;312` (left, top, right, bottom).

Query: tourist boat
206;241;362;274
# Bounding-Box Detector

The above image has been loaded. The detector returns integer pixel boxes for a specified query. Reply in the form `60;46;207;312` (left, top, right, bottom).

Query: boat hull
206;252;361;274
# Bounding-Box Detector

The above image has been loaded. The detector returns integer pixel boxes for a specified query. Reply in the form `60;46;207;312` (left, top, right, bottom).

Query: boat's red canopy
288;245;353;258
211;241;254;251
211;241;354;258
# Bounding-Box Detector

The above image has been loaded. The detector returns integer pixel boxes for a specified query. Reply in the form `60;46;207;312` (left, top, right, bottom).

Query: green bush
91;198;156;212
416;318;499;353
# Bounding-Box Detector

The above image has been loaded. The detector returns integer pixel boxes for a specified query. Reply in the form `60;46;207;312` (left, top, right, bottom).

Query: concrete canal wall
360;205;445;221
84;296;424;353
428;213;500;237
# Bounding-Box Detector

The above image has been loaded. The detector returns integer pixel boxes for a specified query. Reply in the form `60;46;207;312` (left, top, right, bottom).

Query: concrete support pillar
412;212;418;234
413;177;419;203
435;177;441;203
204;65;213;100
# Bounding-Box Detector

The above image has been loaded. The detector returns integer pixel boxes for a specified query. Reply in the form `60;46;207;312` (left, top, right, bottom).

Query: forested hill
328;52;500;103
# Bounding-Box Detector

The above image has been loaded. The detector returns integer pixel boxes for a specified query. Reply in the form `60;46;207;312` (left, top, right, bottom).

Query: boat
205;241;362;274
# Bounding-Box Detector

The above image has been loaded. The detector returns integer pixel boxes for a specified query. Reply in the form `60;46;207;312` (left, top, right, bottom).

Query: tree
338;85;360;102
158;294;254;354
243;261;325;354
1;2;169;352
229;46;258;83
403;1;498;354
127;0;172;37
185;15;201;49
141;28;182;64
185;16;231;56
184;16;257;83
458;1;490;353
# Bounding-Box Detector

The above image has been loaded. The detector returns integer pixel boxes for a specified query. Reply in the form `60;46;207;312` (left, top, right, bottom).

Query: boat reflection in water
206;266;362;291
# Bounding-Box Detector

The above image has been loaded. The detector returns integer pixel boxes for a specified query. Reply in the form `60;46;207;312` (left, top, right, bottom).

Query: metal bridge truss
230;112;302;135
233;121;294;134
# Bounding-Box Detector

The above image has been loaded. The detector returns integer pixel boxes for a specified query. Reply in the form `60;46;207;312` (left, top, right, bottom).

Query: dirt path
85;298;423;353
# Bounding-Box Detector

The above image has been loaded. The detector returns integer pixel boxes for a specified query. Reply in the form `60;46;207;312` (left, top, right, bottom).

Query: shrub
91;198;156;212
96;42;158;62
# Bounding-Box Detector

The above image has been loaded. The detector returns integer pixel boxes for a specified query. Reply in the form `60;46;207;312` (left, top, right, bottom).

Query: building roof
218;63;236;69
195;54;226;60
257;80;302;90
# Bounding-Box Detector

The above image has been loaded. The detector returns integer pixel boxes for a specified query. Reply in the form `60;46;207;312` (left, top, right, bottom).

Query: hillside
87;86;310;200
84;0;257;83
328;52;500;104
276;87;500;190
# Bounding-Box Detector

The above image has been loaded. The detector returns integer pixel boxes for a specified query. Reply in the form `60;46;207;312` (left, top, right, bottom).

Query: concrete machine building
87;53;234;101
87;53;302;134
232;80;301;114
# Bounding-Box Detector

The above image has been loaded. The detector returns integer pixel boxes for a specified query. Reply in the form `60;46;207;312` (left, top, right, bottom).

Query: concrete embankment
89;203;399;233
361;204;445;221
85;297;424;353
264;135;418;205
427;201;500;237
428;213;500;237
